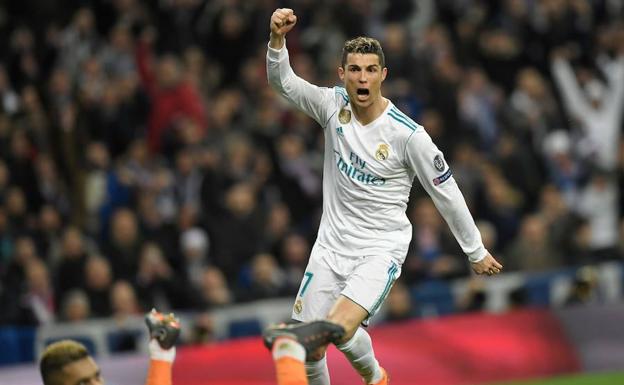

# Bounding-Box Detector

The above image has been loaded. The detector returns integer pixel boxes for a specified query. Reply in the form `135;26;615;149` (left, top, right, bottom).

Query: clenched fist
269;8;297;49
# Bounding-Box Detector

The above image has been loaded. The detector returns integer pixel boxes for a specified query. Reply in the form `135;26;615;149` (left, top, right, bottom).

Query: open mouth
356;88;369;96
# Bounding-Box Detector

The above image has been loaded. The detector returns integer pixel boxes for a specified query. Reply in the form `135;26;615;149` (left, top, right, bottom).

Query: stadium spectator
576;170;620;261
564;266;601;306
179;227;210;288
208;182;264;282
504;214;561;272
134;242;195;311
83;255;113;318
237;253;289;302
102;208;142;281
279;233;311;294
197;266;233;309
18;258;55;325
55;226;89;303
110;280;141;322
2;235;39;295
60;289;91;323
383;280;416;322
135;27;206;155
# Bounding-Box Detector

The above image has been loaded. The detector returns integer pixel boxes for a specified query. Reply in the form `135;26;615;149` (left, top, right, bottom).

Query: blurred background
0;0;623;384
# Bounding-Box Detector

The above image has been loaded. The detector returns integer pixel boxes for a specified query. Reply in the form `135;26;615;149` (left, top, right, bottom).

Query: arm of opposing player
266;43;335;126
144;340;174;385
405;131;487;263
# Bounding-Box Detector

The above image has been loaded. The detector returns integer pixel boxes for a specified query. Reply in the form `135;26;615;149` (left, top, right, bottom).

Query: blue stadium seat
228;318;262;338
0;327;36;366
16;327;35;363
107;329;142;352
411;280;456;316
522;269;575;307
522;275;553;306
0;328;22;366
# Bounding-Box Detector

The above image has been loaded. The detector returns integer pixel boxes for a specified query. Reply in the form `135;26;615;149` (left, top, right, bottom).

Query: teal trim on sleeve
335;87;349;103
388;110;416;131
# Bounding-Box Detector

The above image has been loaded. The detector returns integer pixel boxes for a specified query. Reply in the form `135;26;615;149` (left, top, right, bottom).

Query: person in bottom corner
39;308;180;385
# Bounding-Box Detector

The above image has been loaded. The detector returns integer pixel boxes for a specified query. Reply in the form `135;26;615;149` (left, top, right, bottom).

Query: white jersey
267;44;487;263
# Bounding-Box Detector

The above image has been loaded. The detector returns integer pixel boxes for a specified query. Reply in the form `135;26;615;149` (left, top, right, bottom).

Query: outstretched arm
144;310;181;385
145;342;174;385
267;8;336;126
602;54;624;112
405;131;503;275
550;52;590;122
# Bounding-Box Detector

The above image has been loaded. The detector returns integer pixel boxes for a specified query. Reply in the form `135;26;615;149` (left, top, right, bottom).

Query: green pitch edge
488;371;624;385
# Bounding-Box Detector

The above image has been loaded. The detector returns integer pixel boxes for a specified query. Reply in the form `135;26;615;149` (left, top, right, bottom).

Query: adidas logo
336;126;344;136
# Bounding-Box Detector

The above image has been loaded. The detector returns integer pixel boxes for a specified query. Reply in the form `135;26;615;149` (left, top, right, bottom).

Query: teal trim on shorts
369;262;398;315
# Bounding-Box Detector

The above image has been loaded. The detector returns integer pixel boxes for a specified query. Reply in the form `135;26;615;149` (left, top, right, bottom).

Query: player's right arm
267;8;335;126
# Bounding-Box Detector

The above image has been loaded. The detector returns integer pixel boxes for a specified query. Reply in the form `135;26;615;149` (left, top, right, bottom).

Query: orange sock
145;359;172;385
272;337;308;385
275;356;308;385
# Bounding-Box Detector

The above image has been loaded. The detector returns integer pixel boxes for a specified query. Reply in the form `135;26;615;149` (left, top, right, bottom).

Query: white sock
272;337;306;362
305;354;330;385
337;327;383;384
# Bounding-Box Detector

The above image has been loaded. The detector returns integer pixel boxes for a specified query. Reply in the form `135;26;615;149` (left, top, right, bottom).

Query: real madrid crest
294;299;303;314
375;143;390;161
338;108;351;124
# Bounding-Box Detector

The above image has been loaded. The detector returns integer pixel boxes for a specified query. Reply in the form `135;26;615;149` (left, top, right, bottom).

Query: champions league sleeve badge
433;154;445;171
432;154;452;186
339;107;351;124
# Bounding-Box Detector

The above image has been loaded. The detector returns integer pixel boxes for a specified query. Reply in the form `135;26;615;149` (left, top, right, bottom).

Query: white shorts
291;242;402;325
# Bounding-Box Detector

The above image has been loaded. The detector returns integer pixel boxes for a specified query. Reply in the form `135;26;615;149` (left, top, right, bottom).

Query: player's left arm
405;131;503;275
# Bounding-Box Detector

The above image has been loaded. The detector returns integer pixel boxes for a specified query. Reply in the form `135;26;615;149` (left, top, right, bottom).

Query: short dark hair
341;36;385;68
40;340;90;385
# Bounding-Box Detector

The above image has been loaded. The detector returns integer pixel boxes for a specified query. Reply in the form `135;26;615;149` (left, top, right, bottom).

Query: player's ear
338;66;345;81
381;67;387;82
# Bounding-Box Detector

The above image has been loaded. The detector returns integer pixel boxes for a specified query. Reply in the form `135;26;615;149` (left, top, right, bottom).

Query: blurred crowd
0;0;624;338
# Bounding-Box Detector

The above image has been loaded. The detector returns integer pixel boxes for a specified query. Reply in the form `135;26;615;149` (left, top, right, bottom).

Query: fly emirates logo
333;150;386;186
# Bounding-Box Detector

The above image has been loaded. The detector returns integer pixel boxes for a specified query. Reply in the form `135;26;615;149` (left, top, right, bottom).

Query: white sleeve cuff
467;246;488;263
267;41;287;61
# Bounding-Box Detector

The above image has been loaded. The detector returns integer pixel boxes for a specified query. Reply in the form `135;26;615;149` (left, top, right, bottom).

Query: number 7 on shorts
299;272;314;296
